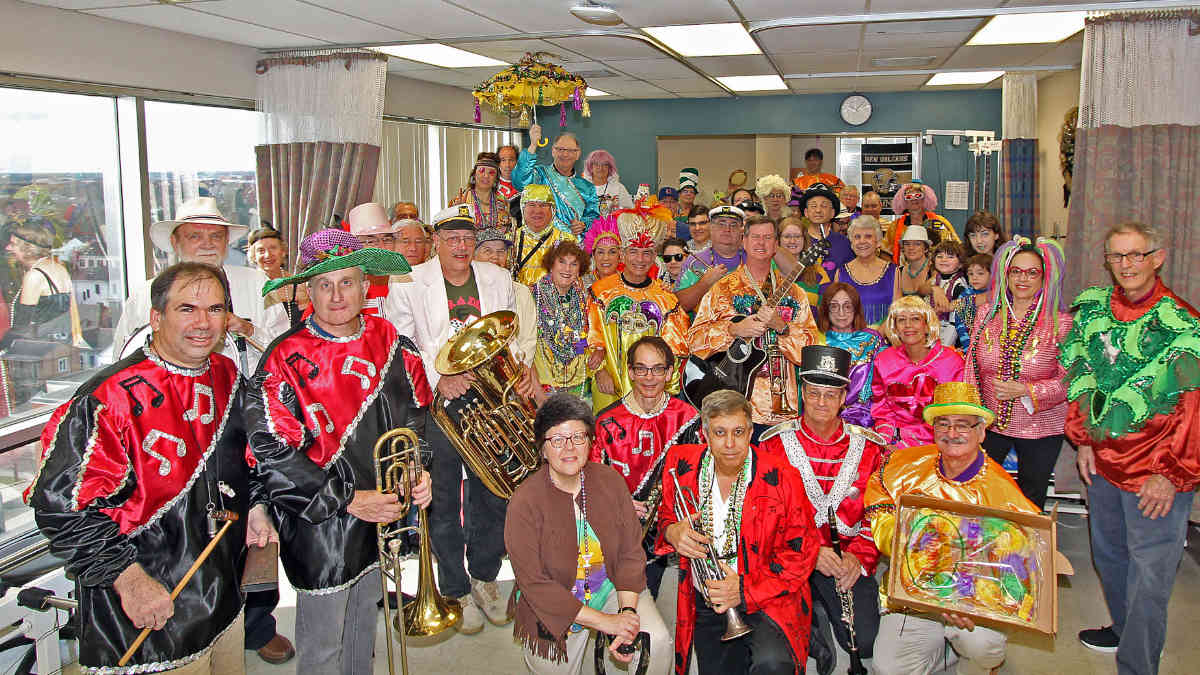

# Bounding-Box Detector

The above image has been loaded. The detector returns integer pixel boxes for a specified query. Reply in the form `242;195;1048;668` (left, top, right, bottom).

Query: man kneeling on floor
865;382;1038;675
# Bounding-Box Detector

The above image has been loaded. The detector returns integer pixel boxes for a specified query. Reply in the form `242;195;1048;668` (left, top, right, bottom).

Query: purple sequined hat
299;228;362;269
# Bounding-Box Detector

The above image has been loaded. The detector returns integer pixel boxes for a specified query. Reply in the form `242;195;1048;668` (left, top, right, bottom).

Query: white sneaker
470;578;512;626
456;593;484;635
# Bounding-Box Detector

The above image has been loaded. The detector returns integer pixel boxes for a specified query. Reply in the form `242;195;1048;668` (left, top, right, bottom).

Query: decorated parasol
472;52;591;145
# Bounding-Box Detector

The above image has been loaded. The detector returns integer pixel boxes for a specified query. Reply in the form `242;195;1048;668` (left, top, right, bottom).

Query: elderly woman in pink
870;296;965;452
583;149;634;215
966;237;1072;509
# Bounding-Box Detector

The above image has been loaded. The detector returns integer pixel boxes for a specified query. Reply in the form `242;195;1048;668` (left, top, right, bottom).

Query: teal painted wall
520;89;1002;233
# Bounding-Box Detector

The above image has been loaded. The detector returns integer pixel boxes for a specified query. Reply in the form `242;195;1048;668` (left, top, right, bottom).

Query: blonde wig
882;295;939;347
755;174;789;199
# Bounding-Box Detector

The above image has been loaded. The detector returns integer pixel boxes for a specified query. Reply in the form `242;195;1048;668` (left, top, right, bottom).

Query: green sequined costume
1059;285;1200;441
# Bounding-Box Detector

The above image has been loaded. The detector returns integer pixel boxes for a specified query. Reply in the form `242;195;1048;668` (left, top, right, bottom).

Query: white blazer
386;259;515;389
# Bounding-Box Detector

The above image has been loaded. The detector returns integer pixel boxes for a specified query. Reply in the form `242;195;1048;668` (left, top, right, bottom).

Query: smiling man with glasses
865;381;1039;675
512;122;600;239
591;336;702;598
1060;221;1200;669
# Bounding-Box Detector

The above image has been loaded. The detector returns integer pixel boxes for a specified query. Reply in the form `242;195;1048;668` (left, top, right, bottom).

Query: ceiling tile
454;39;563;63
865;28;977;49
612;0;737;28
196;0;415;44
941;45;1047;70
444;0;605;32
788;74;929;93
756;24;862;53
737;0;868;22
84;4;321;48
689;54;776;77
1024;35;1084;67
653;76;724;94
859;47;955;69
868;0;999;10
602;58;696;79
23;0;210;8
773;51;859;74
548;35;665;61
303;0;511;38
591;79;673;96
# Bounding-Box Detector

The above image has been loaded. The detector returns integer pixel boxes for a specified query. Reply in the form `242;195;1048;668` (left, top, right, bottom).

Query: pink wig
583;149;618;180
583;215;621;253
891;182;938;214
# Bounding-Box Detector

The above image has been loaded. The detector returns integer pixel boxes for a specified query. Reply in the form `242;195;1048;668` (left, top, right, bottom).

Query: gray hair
847;215;882;241
393;219;424;234
700;390;753;428
1104;221;1162;252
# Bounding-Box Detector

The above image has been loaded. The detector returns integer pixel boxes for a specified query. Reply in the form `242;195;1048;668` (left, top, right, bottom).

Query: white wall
1036;68;1081;237
657;136;756;204
0;0;259;100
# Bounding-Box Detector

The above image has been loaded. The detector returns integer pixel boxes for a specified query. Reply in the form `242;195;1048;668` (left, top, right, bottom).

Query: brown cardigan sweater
505;462;647;661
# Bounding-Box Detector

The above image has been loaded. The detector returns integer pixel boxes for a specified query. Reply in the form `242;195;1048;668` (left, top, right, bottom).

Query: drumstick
117;512;239;667
228;331;266;354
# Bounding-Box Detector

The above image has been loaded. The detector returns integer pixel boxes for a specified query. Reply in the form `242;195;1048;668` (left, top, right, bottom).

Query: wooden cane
117;511;239;666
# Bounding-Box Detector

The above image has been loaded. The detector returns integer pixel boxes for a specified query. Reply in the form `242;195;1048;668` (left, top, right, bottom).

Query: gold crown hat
521;183;553;204
922;382;995;426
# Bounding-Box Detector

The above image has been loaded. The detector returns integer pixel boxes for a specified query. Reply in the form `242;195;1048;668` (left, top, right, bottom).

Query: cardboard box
887;494;1061;636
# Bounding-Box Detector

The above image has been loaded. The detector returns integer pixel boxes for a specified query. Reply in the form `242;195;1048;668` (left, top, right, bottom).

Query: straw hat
149;197;248;253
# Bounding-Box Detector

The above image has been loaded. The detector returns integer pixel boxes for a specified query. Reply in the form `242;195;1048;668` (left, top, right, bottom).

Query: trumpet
374;428;462;675
667;468;752;641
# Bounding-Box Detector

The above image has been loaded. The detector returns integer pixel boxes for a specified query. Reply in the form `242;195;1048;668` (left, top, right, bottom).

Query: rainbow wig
985;236;1067;333
891;182;938;215
583;149;619;181
583;215;621;253
882;295;940;347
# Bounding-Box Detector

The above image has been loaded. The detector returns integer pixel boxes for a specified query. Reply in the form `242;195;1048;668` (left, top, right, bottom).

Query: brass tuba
430;310;541;499
375;428;462;675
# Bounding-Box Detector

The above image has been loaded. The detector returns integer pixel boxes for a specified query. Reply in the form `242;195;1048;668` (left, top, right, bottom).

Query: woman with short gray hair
835;215;897;325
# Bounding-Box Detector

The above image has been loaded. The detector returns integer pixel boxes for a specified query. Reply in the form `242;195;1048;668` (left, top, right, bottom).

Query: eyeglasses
359;234;394;246
552;146;580;155
688;218;709;226
1007;265;1043;280
441;235;476;247
630;364;671;376
712;221;741;230
661;253;686;262
932;420;983;435
544;431;591;449
1104;249;1159;265
827;302;854;314
780;233;805;241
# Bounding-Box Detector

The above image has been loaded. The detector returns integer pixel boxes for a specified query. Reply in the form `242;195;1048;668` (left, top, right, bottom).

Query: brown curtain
1063;125;1200;303
254;141;380;270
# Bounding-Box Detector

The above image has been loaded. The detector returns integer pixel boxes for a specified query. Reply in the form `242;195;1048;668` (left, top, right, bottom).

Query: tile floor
239;514;1200;675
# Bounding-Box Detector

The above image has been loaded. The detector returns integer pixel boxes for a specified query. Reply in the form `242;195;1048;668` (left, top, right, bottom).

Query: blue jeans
1087;472;1194;675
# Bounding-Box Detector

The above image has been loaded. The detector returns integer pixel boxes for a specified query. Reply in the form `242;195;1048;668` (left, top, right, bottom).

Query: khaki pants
873;612;1006;675
165;611;244;675
524;589;673;675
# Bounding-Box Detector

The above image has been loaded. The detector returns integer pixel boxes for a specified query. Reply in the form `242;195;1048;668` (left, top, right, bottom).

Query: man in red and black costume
26;263;368;674
246;229;433;673
657;389;819;675
591;335;702;597
760;345;885;675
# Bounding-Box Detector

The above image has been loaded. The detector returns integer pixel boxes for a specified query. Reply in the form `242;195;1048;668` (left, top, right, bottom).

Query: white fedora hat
346;202;394;237
900;224;931;243
149;197;248;253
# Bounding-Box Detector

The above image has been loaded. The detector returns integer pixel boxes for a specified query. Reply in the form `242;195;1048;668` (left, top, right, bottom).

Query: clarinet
828;506;867;675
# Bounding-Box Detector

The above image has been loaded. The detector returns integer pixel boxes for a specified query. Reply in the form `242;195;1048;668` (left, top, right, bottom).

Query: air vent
870;56;938;68
571;68;617;79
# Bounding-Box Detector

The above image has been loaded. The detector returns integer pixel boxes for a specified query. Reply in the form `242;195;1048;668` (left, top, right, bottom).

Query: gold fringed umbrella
472;52;590;144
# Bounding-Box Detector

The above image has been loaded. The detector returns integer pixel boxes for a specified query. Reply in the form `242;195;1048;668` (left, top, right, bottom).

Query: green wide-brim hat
922;382;995;426
262;228;411;296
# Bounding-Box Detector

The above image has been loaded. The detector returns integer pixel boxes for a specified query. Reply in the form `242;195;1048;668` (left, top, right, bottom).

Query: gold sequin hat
922;382;995;426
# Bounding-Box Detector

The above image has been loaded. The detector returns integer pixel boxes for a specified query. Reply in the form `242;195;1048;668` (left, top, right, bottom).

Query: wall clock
840;94;872;126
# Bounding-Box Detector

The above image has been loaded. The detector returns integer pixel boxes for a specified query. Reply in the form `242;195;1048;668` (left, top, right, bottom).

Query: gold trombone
374;428;462;675
667;467;752;641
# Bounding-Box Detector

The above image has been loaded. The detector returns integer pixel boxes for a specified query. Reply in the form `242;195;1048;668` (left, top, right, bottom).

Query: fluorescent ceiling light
374;44;507;68
716;75;787;92
926;71;1004;86
643;23;761;57
968;11;1086;45
586;87;611;97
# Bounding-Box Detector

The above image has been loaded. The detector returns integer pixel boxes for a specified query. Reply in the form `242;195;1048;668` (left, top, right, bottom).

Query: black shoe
1079;626;1119;653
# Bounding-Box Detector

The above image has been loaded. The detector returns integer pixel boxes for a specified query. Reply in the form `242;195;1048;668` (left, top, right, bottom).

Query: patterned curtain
1064;10;1200;302
254;49;387;269
1000;139;1039;238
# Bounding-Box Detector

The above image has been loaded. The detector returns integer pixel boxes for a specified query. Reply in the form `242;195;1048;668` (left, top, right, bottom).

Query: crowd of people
19;124;1200;675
